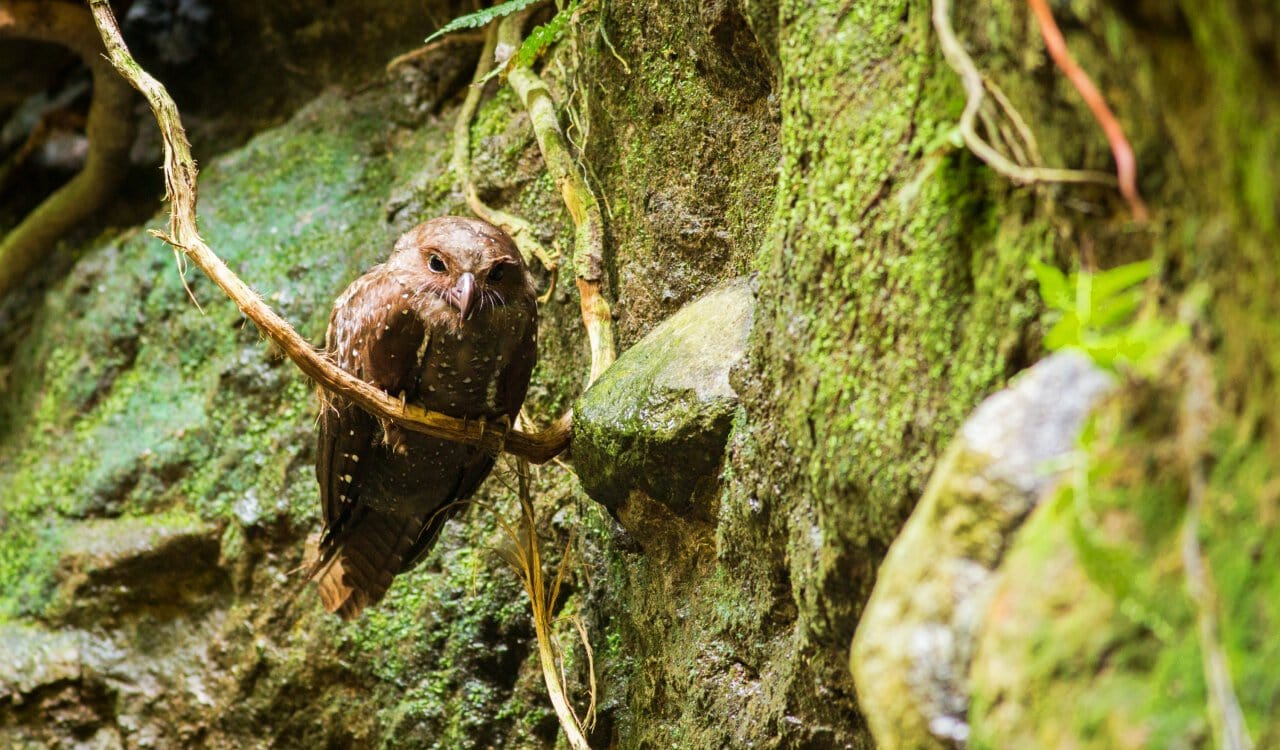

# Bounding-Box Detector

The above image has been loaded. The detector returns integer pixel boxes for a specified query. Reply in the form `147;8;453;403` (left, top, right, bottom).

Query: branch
385;30;486;75
85;0;570;465
498;9;615;385
0;0;136;297
1026;0;1149;221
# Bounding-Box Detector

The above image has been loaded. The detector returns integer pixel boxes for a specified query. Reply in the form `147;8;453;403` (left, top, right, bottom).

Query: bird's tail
306;511;423;621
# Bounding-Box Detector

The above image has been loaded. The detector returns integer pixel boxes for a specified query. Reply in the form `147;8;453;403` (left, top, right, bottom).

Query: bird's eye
428;254;446;273
488;264;506;282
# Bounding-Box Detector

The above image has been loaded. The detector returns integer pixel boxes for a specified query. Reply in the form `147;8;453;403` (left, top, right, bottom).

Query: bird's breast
414;322;520;417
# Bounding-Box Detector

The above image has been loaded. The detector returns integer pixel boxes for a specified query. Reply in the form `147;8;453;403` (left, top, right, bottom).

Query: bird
308;216;538;620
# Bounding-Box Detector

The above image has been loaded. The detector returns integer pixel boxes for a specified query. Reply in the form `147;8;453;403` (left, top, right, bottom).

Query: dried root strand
452;22;560;291
490;460;595;750
931;0;1150;220
1026;0;1149;220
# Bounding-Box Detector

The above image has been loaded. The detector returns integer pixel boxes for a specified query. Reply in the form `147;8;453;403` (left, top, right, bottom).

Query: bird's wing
315;269;426;541
499;307;539;420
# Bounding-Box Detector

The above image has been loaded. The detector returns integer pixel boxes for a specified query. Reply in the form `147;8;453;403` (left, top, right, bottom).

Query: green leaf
1074;267;1093;327
1044;313;1081;351
424;0;545;43
1126;321;1190;376
1032;260;1071;312
1092;259;1155;301
512;0;580;69
1090;288;1143;328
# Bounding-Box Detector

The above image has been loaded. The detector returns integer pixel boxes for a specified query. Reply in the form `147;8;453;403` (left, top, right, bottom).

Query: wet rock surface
572;278;754;520
47;515;226;626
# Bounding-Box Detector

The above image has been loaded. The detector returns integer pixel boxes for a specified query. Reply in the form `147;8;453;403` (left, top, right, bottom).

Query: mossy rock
851;352;1114;750
572;277;753;520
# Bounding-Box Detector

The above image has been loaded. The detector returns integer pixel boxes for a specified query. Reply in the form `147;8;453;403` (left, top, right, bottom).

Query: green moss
2;0;1276;746
968;482;1207;750
1203;435;1280;746
579;0;779;344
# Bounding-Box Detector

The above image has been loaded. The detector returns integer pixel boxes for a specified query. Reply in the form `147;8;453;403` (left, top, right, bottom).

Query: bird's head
390;217;533;322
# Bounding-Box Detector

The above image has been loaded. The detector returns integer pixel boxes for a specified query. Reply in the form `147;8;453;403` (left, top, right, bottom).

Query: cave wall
1;0;1277;748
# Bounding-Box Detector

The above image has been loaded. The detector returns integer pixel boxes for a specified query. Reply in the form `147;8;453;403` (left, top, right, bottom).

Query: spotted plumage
309;217;538;619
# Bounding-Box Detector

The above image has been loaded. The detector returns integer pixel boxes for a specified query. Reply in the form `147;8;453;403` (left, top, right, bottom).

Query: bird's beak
452;272;476;319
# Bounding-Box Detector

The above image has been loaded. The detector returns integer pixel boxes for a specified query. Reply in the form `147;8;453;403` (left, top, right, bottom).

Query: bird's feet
465;414;513;456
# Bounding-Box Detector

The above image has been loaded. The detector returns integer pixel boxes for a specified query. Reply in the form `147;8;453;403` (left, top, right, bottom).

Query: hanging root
931;0;1149;220
492;460;596;750
1025;0;1148;220
498;8;615;385
452;22;560;302
0;0;136;297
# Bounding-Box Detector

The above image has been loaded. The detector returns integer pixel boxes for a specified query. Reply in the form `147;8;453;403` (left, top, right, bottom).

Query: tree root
498;8;615;385
85;0;570;465
1026;0;1149;221
0;0;136;297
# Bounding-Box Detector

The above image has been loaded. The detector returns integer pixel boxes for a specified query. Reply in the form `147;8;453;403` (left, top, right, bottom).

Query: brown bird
309;216;538;619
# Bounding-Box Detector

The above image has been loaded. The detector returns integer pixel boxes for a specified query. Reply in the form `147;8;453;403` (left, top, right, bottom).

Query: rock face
573;277;753;520
850;353;1115;749
0;515;229;749
2;0;1280;747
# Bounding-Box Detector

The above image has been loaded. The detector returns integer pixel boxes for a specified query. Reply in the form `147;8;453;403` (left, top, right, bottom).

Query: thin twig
86;0;570;464
498;9;615;385
931;0;1119;190
1026;0;1149;221
385;30;486;74
567;613;598;731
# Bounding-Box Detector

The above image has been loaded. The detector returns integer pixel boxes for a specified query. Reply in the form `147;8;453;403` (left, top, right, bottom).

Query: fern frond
425;0;546;43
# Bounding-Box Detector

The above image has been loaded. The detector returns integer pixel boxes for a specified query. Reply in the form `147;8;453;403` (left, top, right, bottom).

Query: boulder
850;352;1115;749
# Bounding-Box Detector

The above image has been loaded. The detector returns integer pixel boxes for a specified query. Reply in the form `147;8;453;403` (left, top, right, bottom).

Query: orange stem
1027;0;1149;221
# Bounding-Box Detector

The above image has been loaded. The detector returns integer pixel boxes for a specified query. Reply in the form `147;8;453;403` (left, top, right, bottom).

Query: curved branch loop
0;0;136;296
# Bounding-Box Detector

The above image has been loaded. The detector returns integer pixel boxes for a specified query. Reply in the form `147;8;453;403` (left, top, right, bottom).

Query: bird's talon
493;415;513;455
